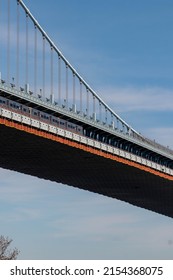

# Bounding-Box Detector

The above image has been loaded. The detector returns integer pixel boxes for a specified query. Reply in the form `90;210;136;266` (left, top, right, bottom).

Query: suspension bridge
0;0;173;218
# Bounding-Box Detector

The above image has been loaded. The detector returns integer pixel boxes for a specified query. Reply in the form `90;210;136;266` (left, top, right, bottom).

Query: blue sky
0;0;173;259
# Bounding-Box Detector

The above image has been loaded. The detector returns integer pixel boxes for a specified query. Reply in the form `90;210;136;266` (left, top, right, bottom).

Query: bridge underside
0;120;173;218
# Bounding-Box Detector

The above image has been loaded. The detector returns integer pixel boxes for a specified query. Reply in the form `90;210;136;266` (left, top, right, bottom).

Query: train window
12;103;19;109
53;119;58;123
34;112;38;116
0;99;4;103
68;124;76;129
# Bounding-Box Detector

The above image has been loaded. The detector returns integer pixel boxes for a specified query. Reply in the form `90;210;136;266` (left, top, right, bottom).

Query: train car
40;112;50;123
9;100;21;110
67;122;76;131
21;104;30;115
76;125;83;135
0;96;8;107
0;96;83;135
51;116;60;126
30;108;40;118
59;119;66;129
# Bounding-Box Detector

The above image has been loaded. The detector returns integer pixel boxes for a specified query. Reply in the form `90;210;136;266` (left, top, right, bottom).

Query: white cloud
99;86;173;113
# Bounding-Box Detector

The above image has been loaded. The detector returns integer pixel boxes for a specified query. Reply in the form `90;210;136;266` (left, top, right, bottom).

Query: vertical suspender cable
0;0;1;78
105;107;107;124
66;64;68;108
0;0;3;81
42;35;45;99
34;24;37;95
111;113;114;128
16;0;20;89
50;45;54;103
93;95;95;115
99;102;102;123
117;118;119;130
80;80;82;114
73;72;75;107
86;88;89;117
58;55;61;105
7;0;10;84
25;12;28;86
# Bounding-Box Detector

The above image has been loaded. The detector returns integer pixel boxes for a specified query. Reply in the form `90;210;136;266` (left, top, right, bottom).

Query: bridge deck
0;118;173;218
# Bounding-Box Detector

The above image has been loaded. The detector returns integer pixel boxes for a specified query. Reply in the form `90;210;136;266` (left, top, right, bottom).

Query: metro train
0;96;83;135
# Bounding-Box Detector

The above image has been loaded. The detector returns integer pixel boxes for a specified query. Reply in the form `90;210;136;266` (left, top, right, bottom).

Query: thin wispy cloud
99;86;173;113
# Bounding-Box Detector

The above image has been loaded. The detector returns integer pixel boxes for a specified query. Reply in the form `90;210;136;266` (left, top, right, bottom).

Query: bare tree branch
0;235;19;260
